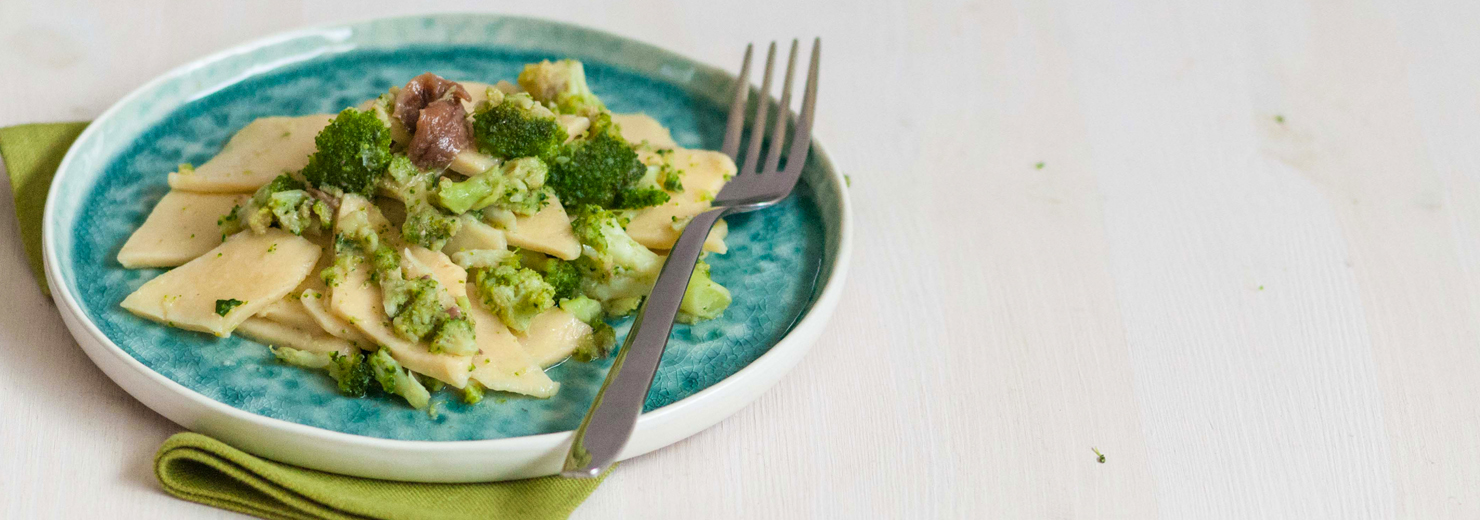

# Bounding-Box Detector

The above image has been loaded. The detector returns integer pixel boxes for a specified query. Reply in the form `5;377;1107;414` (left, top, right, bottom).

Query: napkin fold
0;122;609;520
157;433;607;520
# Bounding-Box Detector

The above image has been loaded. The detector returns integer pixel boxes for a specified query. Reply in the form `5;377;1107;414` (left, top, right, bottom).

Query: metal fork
562;39;821;478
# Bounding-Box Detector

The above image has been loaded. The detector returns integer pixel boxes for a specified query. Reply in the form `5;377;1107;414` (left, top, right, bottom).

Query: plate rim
40;13;852;479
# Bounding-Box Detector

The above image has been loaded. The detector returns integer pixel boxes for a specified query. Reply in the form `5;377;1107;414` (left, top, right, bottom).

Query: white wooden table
5;0;1479;518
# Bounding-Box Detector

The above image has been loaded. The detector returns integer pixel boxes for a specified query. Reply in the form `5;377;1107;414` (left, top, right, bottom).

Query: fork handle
562;207;729;478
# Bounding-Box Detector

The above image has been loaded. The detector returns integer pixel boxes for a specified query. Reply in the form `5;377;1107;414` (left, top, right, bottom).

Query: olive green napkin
156;433;608;520
0;121;88;294
0;122;610;520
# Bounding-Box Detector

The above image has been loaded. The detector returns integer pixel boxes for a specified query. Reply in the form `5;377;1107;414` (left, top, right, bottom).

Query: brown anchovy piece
405;98;472;169
393;72;470;132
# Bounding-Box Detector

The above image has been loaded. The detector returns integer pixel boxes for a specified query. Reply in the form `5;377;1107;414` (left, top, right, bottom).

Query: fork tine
763;40;799;175
721;44;753;161
741;42;777;174
783;38;820;175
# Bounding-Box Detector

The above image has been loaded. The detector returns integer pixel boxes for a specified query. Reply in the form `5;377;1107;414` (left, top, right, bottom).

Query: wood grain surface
4;0;1478;518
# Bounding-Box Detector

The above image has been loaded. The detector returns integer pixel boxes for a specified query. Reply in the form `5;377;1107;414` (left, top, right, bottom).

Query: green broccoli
269;347;373;397
546;113;648;208
401;208;463;251
368;348;431;410
378;275;478;357
472;255;556;332
462;381;486;405
437;157;551;215
430;311;477;356
302;108;393;195
541;260;582;301
558;295;604;323
570;205;663;281
676;260;732;323
611;162;672;209
471;93;565;161
389;277;443;340
328;350;373;397
224;174;332;236
517;59;605;117
383;155;462;250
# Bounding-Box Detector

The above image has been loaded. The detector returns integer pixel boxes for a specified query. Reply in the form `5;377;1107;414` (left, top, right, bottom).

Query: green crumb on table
1035;162;1045;170
844;174;853;186
1092;447;1106;463
1274;115;1285;124
215;299;245;316
1258;285;1264;291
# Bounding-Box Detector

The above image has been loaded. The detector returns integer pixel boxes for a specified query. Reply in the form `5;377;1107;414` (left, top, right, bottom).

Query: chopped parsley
215;299;246;316
1092;447;1105;464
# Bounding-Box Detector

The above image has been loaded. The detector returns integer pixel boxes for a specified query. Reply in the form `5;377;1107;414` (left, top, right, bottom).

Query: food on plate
118;60;737;413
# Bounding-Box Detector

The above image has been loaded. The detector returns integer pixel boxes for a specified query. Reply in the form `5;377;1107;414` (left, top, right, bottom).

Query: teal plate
42;15;846;446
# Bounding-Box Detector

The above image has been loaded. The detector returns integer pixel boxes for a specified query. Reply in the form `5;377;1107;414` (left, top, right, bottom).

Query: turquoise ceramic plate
42;14;850;481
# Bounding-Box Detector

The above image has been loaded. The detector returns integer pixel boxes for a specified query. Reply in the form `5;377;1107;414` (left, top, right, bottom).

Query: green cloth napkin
157;433;608;520
0;121;88;294
0;123;610;519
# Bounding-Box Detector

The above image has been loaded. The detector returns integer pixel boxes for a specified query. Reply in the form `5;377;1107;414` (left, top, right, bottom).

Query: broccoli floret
559;295;604;323
462;381;486;405
437;157;551;215
368;348;431;410
225;174;332;236
610;162;672;209
517;59;605;117
301;108;393;195
542;260;582;301
430;311;477;356
556;294;603;324
471;93;565;161
266;190;333;235
472;255;556;332
571;205;663;278
389;277;443;340
612;186;670;209
546;114;646;208
676;260;732;323
328;350;372;397
569;205;664;308
401;208;462;250
270;347;373;397
383;155;462;250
